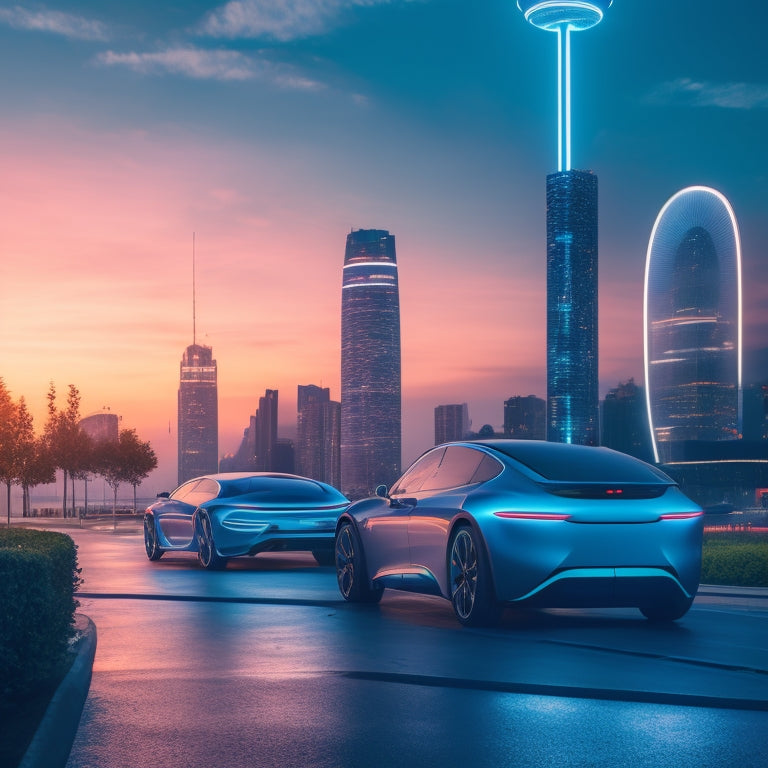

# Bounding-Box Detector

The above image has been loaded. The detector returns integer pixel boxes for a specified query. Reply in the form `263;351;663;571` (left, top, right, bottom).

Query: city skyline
1;1;767;492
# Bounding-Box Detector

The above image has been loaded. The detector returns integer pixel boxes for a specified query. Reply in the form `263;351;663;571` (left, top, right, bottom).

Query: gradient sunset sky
1;0;766;493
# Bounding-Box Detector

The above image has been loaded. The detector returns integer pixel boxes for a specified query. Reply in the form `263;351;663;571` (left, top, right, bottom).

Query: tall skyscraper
297;384;341;488
254;389;278;472
644;186;742;464
178;343;218;484
546;170;599;444
503;395;545;440
517;1;610;445
341;228;401;499
435;403;469;445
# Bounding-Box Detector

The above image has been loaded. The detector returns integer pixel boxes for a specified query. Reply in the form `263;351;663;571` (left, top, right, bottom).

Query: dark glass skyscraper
546;170;599;444
178;343;218;484
341;229;401;499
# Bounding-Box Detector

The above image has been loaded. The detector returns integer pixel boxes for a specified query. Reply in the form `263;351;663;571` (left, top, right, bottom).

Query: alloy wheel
335;524;356;599
143;516;162;561
450;528;478;621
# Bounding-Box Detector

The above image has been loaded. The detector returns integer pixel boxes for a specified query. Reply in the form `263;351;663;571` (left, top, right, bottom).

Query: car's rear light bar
494;512;571;521
658;511;704;520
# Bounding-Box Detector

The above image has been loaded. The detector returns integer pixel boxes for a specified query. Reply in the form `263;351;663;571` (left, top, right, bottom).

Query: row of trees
0;380;158;524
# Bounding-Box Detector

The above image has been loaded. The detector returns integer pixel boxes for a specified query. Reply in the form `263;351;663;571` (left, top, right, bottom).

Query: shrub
701;532;768;587
0;529;81;698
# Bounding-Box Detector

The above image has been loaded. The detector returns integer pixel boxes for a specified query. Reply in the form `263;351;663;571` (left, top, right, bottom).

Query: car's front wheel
448;525;502;627
196;510;228;570
335;521;383;603
640;595;694;622
143;515;163;561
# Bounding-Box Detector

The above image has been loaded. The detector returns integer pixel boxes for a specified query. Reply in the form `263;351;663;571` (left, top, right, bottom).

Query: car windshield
482;441;672;484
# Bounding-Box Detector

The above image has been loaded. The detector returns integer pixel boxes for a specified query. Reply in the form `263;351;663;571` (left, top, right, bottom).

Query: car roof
184;472;349;501
448;440;672;484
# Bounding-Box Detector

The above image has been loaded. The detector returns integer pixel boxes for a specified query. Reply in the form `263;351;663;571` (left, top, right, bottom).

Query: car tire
312;549;335;567
448;525;502;627
196;510;228;570
639;595;694;622
335;521;383;603
143;515;163;561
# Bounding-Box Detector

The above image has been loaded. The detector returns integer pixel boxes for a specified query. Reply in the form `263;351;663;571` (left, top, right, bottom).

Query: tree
0;379;18;524
19;434;56;518
44;383;91;517
117;429;158;512
96;429;157;526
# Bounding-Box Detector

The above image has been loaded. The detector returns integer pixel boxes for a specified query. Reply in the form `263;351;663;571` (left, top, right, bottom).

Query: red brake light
658;511;704;520
494;512;571;521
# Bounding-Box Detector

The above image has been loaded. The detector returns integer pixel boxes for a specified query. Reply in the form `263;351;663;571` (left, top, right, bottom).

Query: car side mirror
157;491;170;498
375;485;389;498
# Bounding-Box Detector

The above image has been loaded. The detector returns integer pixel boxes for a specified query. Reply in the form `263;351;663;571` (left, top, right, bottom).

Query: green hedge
0;529;81;699
701;532;768;587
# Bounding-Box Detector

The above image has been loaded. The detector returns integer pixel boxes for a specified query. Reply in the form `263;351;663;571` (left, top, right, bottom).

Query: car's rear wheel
335;521;383;603
449;525;502;627
196;510;228;570
143;515;163;561
640;595;694;622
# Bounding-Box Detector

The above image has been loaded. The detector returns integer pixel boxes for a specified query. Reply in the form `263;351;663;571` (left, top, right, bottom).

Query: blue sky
0;0;766;487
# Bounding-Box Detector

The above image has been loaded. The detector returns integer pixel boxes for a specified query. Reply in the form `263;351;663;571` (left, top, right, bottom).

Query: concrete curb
19;614;97;768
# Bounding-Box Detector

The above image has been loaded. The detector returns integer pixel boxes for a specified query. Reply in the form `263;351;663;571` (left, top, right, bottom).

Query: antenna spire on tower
192;232;196;346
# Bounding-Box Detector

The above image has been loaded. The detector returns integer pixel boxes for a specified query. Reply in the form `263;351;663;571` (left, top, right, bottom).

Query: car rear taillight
493;512;571;521
658;511;704;520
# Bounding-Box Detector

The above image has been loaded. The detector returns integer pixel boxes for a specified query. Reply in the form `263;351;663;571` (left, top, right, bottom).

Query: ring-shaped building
644;186;742;465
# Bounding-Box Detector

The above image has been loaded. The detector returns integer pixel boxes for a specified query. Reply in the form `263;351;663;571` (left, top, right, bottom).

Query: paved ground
13;519;768;768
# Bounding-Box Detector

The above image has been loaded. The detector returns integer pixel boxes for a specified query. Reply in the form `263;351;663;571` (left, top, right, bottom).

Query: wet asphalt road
37;522;768;768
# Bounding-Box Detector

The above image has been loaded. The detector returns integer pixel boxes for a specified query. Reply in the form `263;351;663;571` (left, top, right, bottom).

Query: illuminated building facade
435;403;470;445
517;1;610;445
341;229;401;499
178;344;218;484
547;170;598;444
644;186;742;464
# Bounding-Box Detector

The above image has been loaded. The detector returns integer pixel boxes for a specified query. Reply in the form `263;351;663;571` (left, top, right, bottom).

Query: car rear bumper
511;566;695;608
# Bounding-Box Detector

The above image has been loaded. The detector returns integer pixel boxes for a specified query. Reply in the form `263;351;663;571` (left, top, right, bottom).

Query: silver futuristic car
144;473;349;569
334;440;703;626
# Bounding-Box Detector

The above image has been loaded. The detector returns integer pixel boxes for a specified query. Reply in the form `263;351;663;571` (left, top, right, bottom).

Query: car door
154;479;201;547
408;446;491;586
362;448;445;578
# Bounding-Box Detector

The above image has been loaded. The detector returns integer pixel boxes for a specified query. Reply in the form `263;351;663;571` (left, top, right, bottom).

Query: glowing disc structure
517;1;612;171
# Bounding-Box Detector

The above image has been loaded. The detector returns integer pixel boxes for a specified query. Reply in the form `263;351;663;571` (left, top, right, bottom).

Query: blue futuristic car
334;440;703;626
144;473;349;569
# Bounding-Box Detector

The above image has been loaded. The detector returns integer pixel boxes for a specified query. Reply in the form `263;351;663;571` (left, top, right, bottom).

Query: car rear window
485;441;671;483
220;476;347;504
